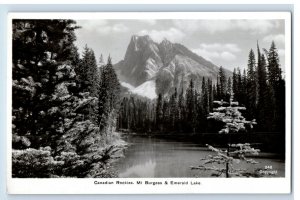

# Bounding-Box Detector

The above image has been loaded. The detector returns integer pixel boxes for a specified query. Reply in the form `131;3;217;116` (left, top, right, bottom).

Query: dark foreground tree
98;56;121;144
12;20;124;178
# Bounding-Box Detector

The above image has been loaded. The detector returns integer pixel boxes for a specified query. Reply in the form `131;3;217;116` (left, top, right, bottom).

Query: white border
6;12;292;194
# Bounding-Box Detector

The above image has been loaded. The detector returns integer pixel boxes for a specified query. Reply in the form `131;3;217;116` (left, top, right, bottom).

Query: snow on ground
132;80;157;100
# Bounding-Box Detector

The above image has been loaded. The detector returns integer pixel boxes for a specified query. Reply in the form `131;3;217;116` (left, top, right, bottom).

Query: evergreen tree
232;68;238;101
12;19;79;151
201;77;209;115
235;68;242;105
169;88;178;131
208;79;214;112
12;20;122;178
246;49;257;119
226;77;232;101
218;66;227;100
98;56;121;134
267;41;285;134
178;87;185;132
216;77;221;100
80;46;99;97
186;79;196;133
162;99;170;131
256;53;274;131
241;69;247;106
267;41;282;87
192;93;259;178
77;46;99;122
99;54;105;67
155;94;163;131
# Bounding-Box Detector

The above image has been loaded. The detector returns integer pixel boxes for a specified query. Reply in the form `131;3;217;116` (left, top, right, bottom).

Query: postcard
7;12;291;194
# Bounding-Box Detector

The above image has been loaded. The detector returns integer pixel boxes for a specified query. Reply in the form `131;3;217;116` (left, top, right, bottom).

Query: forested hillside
117;41;285;150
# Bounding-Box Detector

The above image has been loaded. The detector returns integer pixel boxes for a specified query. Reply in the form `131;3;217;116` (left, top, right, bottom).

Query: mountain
114;35;231;98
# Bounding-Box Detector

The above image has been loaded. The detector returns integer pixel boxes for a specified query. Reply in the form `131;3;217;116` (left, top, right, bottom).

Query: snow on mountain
131;80;157;100
114;35;232;99
120;82;135;90
120;80;157;99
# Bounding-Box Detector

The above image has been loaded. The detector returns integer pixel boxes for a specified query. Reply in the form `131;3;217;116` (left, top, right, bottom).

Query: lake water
113;135;285;178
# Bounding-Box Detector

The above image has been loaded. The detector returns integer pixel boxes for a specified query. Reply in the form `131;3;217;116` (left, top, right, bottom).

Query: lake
113;135;285;178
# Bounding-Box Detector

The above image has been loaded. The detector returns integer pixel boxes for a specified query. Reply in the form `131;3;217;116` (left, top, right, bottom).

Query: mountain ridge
114;35;231;98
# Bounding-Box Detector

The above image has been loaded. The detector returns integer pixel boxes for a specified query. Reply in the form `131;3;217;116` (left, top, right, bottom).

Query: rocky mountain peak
160;38;172;46
115;35;231;99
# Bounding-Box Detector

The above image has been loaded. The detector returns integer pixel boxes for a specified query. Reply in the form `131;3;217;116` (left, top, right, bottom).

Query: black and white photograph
7;12;291;194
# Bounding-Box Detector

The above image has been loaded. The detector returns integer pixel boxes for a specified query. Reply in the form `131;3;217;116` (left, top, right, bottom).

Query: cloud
199;43;241;53
77;20;129;35
172;20;199;32
192;48;219;62
262;34;285;46
234;20;279;34
138;27;185;43
192;43;240;62
173;19;280;34
138;19;157;25
278;48;285;57
112;24;129;32
220;51;237;61
77;20;108;31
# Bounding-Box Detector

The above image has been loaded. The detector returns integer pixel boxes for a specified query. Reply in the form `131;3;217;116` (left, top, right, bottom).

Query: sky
74;19;285;72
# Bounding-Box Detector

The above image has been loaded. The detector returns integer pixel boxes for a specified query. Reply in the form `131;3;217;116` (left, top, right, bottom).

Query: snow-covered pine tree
191;93;259;178
12;20;123;178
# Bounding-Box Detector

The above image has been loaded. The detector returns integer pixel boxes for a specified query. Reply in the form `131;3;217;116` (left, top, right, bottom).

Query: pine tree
218;66;227;100
226;77;232;101
169;88;178;131
256;45;274;131
99;53;105;67
232;68;238;101
267;41;282;87
267;41;285;132
98;56;121;135
201;77;209;115
192;93;259;178
80;46;99;97
77;46;99;122
155;94;163;131
12;20;123;178
162;99;170;131
235;67;242;105
208;79;214;112
178;87;185;132
12;19;80;151
186;79;196;133
246;49;257;119
241;69;247;106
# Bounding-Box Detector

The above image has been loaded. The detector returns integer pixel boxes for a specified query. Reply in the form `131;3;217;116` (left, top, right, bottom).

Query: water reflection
113;135;285;178
119;159;156;177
